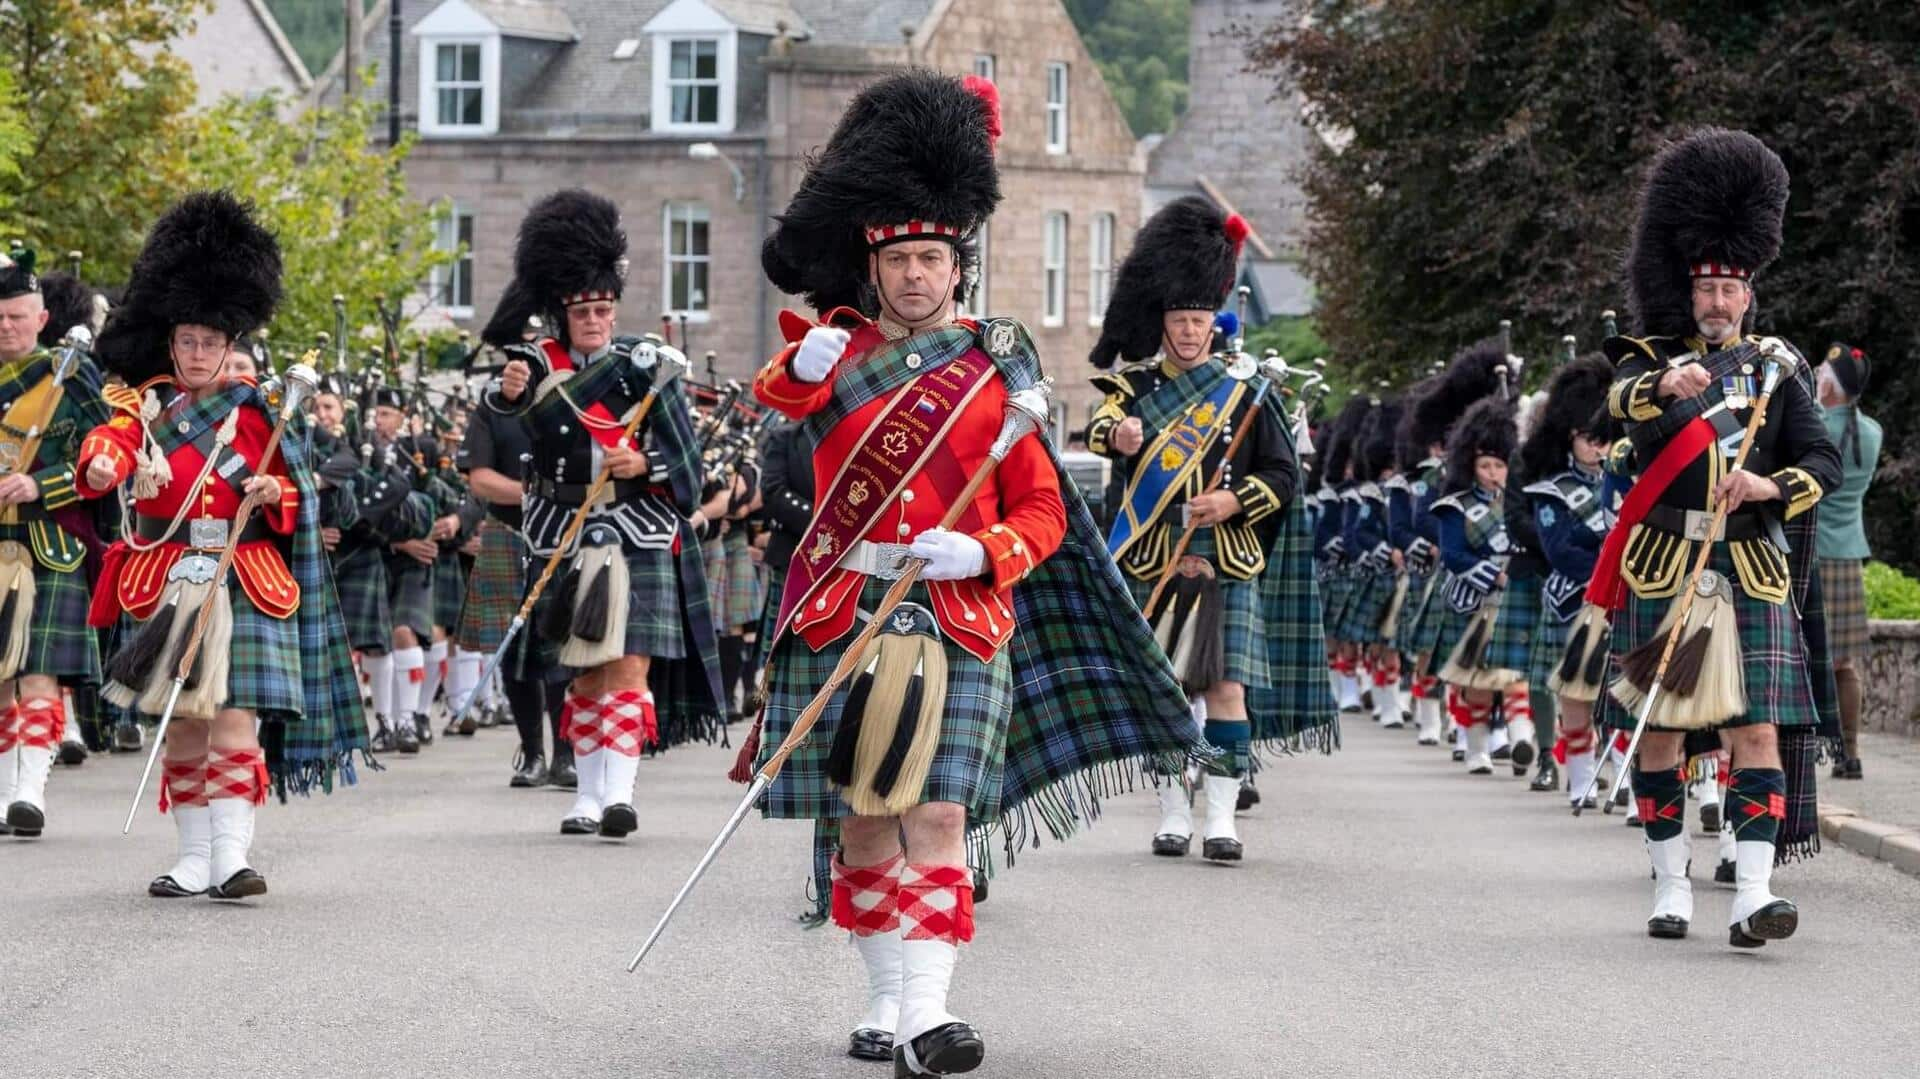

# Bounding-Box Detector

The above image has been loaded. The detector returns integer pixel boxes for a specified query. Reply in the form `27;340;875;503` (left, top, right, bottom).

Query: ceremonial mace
1141;352;1292;620
123;359;320;834
445;344;690;732
1573;342;1788;814
627;380;1056;972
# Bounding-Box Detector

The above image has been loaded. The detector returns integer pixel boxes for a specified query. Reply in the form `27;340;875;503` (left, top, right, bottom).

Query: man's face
1474;454;1508;492
312;393;345;432
566;299;617;353
1162;310;1214;366
1691;276;1751;344
226;348;258;382
373;404;404;440
871;240;960;327
171;324;232;388
0;293;50;360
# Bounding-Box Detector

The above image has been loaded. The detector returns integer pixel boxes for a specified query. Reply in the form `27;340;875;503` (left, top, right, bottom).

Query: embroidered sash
774;337;996;636
1107;366;1243;562
541;339;629;450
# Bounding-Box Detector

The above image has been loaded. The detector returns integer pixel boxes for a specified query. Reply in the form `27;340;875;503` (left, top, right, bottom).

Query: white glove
792;325;851;383
909;528;986;581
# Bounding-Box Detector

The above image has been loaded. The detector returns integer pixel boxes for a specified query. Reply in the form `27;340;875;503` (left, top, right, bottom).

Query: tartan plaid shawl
152;382;370;797
794;320;1209;865
1122;359;1338;754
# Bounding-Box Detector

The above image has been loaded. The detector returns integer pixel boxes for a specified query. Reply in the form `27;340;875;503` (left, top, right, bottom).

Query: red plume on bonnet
962;74;1002;143
1224;213;1250;251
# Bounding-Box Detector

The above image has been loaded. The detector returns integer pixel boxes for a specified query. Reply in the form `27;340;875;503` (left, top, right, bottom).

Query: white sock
897;938;962;1046
448;649;482;713
392;646;425;718
420;640;449;715
363;652;394;719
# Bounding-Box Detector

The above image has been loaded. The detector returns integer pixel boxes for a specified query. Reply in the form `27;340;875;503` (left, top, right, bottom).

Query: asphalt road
4;714;1918;1079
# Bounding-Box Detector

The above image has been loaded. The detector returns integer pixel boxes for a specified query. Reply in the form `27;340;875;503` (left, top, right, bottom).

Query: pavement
4;715;1920;1079
1818;729;1920;876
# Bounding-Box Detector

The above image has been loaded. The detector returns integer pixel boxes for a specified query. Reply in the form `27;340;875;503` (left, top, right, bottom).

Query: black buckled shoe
209;868;267;900
1529;759;1560;792
1202;836;1243;862
849;1029;894;1062
148;875;206;898
1729;900;1798;948
560;816;599;835
395;723;420;755
511;751;548;788
1152;833;1190;857
414;713;434;746
57;740;88;766
894;1022;985;1077
370;718;396;754
113;720;144;753
1699;802;1721;836
547;754;578;790
1842;758;1864;780
1236;779;1261;811
1646;914;1689;939
7;802;45;837
599;803;638;838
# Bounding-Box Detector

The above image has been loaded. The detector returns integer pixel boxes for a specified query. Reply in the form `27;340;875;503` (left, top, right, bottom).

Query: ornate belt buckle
168;553;221;585
874;541;912;579
1681;509;1722;542
188;518;229;550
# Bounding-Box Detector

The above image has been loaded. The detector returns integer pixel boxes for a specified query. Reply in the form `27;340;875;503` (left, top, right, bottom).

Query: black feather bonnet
1090;195;1250;368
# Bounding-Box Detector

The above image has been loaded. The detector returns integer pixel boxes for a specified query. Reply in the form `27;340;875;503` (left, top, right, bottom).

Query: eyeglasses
171;335;230;356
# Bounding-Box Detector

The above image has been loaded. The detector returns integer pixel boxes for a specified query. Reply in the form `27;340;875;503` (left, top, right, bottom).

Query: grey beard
1695;317;1739;345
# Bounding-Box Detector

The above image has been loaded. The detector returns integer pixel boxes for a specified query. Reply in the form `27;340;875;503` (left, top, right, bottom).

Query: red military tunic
76;377;301;627
754;310;1066;662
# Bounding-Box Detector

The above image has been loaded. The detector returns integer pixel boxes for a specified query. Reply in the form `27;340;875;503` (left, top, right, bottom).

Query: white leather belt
843;540;914;580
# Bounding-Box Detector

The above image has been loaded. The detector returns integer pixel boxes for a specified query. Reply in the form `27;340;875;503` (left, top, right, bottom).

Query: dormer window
645;0;739;134
433;42;486;128
413;1;506;137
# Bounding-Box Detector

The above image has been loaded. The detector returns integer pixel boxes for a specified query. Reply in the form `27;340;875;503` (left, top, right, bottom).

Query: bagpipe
687;372;768;501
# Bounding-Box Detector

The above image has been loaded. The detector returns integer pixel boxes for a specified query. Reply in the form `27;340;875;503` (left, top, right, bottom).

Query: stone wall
1862;621;1920;740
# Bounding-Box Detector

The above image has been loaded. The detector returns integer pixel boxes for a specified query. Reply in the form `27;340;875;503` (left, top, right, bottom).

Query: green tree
0;0;204;281
183;84;456;356
1066;0;1191;136
1246;0;1920;566
266;0;367;77
0;68;29;220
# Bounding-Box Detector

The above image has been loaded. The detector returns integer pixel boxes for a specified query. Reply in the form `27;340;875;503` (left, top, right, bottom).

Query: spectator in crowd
1815;343;1882;780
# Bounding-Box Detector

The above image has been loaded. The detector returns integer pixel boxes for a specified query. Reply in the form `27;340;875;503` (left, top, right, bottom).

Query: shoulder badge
981;318;1021;358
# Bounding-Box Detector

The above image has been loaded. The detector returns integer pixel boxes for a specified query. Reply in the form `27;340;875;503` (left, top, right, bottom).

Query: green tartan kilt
1123;571;1269;688
124;586;304;721
1337;569;1394;645
757;577;1013;822
1597;547;1817;732
1319;570;1354;638
454;519;524;652
1483;575;1543;678
1529;601;1572;685
724;537;763;631
1402;570;1451;657
1426;599;1477;676
21;556;100;684
518;542;684;673
432;550;467;629
388;560;434;640
330;545;391;653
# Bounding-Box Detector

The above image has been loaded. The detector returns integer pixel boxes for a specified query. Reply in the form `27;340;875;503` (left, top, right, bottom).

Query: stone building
1145;0;1315;325
314;0;1146;422
172;0;314;111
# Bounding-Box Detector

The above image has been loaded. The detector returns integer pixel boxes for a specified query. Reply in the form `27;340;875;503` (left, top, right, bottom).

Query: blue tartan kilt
1425;600;1477;675
20;555;101;684
432;550;467;629
1319;570;1354;637
124;586;304;722
1402;570;1451;657
1600;547;1816;732
1483;575;1543;679
1123;571;1268;688
518;542;685;673
331;545;391;653
1529;599;1572;685
758;576;1013;822
454;519;524;652
387;559;434;640
1337;569;1394;645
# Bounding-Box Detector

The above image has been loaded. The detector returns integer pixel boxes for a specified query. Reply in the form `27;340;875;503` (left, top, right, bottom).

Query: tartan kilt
518;542;685;673
1816;557;1868;663
21;556;100;683
1319;570;1354;637
724;534;763;631
1482;575;1543;679
1337;570;1394;645
331;545;391;653
1603;547;1817;731
432;550;467;629
1402;570;1451;657
455;519;524;652
1424;599;1476;676
387;560;434;641
1122;571;1269;688
1529;598;1572;685
758;577;1013;822
124;587;304;721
